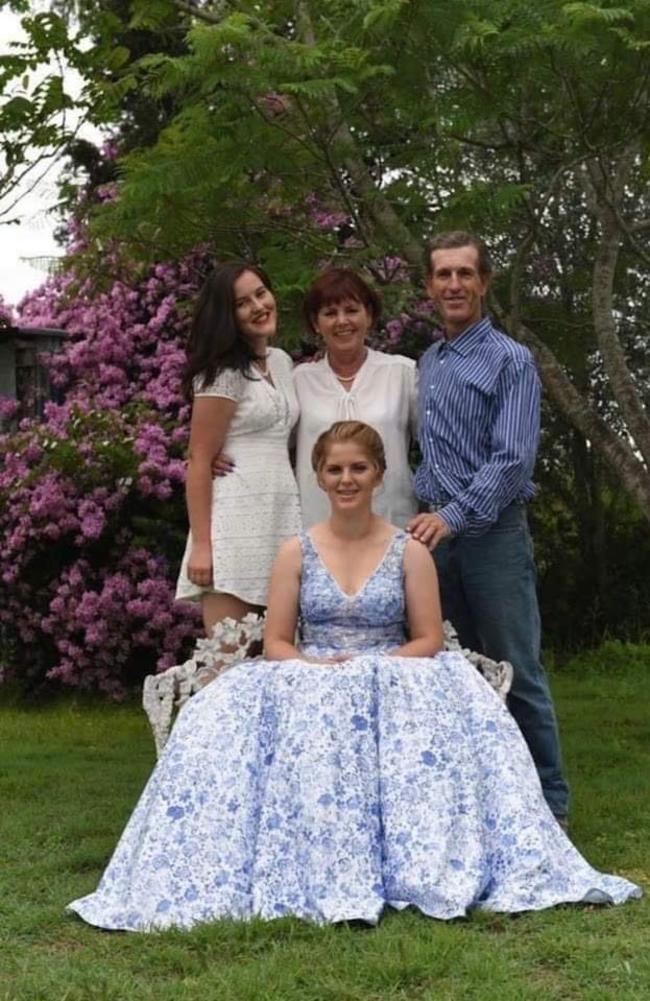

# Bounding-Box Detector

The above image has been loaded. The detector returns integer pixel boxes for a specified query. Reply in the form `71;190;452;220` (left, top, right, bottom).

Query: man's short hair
424;231;493;278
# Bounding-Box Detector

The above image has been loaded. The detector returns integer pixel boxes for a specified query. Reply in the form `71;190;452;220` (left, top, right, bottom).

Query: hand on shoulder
406;511;452;550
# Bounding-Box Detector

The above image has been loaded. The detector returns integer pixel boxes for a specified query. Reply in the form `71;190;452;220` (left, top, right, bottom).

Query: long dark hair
182;261;274;400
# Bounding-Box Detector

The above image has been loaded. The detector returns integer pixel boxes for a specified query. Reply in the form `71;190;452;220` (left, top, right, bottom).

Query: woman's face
233;270;277;343
317;440;382;513
313;298;373;358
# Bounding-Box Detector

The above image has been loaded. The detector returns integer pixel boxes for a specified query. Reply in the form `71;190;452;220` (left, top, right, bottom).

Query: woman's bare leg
201;592;264;636
197;592;265;685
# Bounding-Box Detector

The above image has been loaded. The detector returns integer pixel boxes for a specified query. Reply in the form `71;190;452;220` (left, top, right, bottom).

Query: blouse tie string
337;392;358;421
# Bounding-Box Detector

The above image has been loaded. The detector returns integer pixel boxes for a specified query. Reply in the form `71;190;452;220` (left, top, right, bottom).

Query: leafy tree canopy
3;0;650;519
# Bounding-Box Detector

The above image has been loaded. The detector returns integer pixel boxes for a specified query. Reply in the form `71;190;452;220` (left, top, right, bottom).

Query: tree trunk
591;221;650;470
498;309;650;524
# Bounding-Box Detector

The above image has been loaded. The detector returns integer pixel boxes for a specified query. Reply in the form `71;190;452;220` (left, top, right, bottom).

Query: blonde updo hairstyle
311;421;387;484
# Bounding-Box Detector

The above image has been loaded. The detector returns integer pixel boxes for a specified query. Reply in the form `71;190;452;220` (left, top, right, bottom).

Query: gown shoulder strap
298;531;320;574
390;529;410;557
378;529;410;582
298;531;313;556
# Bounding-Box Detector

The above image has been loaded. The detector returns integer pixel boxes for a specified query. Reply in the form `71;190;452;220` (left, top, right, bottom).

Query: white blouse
293;348;419;529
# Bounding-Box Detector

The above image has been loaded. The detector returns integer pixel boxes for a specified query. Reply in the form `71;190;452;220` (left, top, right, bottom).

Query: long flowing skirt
68;652;641;930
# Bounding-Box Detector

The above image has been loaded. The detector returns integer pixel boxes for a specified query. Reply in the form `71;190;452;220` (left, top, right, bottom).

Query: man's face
426;245;488;338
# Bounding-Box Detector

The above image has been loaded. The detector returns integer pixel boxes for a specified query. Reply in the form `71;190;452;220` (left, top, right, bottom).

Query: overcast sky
0;8;102;310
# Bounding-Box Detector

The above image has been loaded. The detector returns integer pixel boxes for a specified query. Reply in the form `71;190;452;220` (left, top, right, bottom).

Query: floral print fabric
68;532;641;930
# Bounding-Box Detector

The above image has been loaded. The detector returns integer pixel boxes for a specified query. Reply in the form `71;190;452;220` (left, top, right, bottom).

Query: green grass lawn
2;648;649;1001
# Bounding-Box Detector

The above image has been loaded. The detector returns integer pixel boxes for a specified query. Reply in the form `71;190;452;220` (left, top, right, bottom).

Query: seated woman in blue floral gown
68;421;641;931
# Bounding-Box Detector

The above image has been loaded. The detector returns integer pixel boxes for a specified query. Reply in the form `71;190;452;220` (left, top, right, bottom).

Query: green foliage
560;639;650;674
562;3;636;26
41;405;139;482
362;0;409;32
452;15;502;52
3;0;650;637
8;0;649;308
439;182;533;230
532;415;650;651
5;0;649;267
128;0;178;31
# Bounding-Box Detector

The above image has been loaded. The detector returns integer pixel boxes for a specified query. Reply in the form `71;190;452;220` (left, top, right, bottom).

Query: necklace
253;354;269;376
328;348;367;384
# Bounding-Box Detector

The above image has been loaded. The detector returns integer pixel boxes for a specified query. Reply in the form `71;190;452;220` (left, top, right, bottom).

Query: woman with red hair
294;267;418;528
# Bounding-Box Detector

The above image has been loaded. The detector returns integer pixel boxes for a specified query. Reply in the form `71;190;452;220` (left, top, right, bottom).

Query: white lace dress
175;348;302;606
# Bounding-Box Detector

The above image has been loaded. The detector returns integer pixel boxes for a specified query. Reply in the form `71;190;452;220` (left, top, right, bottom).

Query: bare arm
185;395;237;587
263;538;302;659
390;538;444;657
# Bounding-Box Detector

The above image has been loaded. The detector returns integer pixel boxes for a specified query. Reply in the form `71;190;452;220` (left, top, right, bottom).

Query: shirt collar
443;316;491;356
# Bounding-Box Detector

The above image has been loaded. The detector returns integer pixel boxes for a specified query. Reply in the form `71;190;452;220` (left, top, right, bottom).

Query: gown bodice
298;530;408;657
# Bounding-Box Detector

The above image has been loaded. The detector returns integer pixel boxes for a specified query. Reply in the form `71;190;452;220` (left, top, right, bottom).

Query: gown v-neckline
306;530;400;601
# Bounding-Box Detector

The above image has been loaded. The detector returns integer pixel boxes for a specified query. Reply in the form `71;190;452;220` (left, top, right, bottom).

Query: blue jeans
433;503;569;817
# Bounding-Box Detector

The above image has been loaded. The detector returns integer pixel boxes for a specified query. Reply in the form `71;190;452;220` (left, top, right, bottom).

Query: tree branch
292;0;423;269
583;150;650;469
172;0;236;27
615;212;650;271
509;230;535;330
493;300;650;522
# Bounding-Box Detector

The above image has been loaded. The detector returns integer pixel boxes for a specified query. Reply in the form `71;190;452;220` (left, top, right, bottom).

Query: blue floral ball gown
68;531;641;930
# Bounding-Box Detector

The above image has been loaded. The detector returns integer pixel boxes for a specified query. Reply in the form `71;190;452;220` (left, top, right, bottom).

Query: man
408;230;569;823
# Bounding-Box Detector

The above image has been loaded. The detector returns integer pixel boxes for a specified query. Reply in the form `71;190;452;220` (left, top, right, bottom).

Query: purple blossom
0;397;19;421
304;193;349;231
0;242;208;696
385;319;404;343
100;137;120;161
1;224;430;697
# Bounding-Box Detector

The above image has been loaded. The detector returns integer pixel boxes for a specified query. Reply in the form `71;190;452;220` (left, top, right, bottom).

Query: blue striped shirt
414;316;540;535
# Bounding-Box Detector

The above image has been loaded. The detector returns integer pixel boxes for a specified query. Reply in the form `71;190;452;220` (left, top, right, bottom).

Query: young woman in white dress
175;263;301;639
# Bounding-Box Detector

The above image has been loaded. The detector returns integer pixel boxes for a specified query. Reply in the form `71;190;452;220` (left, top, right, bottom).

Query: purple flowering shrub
0;214;440;696
0;252;209;696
